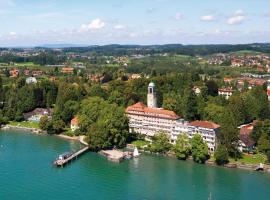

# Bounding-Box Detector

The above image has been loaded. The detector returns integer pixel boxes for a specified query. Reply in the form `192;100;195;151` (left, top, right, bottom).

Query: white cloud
227;10;245;25
81;18;106;31
234;9;243;15
227;15;245;25
9;32;17;36
200;15;214;21
174;12;183;20
114;24;125;30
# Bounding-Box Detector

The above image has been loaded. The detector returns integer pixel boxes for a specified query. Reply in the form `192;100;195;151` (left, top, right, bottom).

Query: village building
126;82;220;152
23;108;52;122
218;87;234;99
129;74;142;80
231;59;244;67
26;77;37;84
24;69;30;76
238;122;256;153
9;69;19;78
71;117;79;132
192;86;202;95
223;77;234;84
61;67;74;75
267;80;270;101
32;70;43;77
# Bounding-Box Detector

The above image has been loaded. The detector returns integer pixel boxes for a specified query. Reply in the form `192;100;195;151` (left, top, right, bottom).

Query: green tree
218;111;240;158
214;145;229;165
52;119;65;134
258;133;270;153
183;89;197;121
205;80;218;96
79;97;129;150
173;133;190;160
203;103;225;124
190;134;209;163
39;116;49;130
88;84;107;99
149;132;172;154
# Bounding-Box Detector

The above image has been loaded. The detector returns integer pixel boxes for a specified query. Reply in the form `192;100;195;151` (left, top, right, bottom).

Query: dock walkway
54;136;89;167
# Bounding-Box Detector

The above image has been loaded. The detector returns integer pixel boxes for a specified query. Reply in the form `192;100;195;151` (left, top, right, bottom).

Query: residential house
26;77;37;84
218;87;234;99
61;67;74;75
23;108;52;122
238;122;256;152
71;117;79;132
9;69;19;78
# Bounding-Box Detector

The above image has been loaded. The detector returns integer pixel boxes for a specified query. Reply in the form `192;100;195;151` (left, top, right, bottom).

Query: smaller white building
218;88;234;99
267;80;270;101
26;77;37;84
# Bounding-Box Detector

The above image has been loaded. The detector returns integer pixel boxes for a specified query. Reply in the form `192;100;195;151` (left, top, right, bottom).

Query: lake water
0;130;270;200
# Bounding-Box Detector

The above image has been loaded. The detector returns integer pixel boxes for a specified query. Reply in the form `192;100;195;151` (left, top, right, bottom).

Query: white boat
133;147;140;157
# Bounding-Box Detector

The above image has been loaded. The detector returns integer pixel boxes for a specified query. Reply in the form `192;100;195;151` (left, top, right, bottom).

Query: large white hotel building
126;82;220;152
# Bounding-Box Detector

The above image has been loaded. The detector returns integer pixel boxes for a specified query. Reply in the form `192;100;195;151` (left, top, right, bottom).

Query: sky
0;0;269;46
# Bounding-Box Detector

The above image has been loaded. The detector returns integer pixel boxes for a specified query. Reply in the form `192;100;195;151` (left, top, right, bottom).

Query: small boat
133;147;140;157
58;152;73;160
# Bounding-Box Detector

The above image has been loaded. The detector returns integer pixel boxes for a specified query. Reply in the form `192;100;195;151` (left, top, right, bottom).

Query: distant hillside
59;43;270;56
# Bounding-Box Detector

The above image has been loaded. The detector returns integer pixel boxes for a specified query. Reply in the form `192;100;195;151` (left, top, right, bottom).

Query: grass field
131;140;150;149
14;62;37;67
9;121;40;129
230;153;266;165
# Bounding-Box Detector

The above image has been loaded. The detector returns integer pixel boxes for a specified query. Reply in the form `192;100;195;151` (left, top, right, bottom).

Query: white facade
218;88;234;99
126;83;220;152
26;77;37;84
267;80;270;101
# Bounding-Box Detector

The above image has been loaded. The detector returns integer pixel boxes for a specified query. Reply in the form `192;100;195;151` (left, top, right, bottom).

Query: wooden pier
54;146;89;167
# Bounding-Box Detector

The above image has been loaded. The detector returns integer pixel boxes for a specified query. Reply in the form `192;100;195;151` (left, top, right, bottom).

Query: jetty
100;149;133;162
54;136;89;167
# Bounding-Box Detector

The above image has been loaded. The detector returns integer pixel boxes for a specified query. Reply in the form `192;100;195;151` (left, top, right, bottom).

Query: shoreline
1;126;269;173
1;124;88;146
1;124;46;134
133;147;270;173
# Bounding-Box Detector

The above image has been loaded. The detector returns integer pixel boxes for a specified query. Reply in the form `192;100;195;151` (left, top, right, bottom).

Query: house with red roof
71;117;79;132
218;87;234;99
238;122;256;152
62;67;74;75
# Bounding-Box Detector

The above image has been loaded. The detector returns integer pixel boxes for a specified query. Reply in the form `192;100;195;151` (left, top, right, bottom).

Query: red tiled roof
218;88;234;93
62;67;74;71
71;117;78;125
126;102;180;120
239;121;256;147
189;121;220;129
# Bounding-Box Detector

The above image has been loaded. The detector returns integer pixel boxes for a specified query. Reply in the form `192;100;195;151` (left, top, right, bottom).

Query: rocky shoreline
1;124;45;134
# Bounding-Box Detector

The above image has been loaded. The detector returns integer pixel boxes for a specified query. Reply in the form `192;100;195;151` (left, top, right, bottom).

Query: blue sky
0;0;269;46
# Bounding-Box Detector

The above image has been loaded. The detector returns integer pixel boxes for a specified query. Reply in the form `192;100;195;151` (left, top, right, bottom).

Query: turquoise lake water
0;130;270;200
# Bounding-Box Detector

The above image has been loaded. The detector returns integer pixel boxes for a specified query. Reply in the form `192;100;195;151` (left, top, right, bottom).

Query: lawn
15;62;37;67
9;121;40;129
131;140;150;149
230;153;266;165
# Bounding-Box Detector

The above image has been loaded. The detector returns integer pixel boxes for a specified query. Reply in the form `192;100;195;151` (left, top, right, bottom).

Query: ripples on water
0;130;270;200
